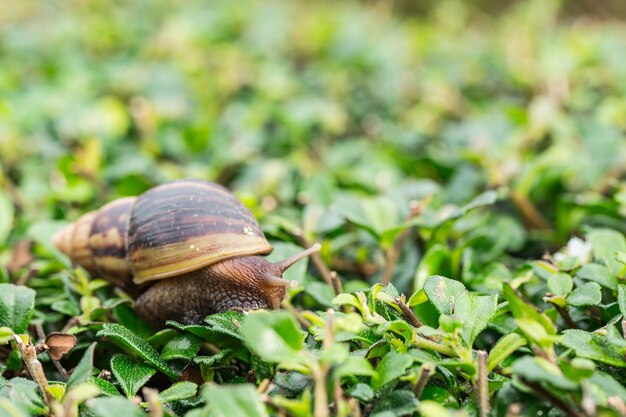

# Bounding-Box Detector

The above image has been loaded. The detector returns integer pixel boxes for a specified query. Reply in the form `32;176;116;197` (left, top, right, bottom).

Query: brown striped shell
53;179;272;286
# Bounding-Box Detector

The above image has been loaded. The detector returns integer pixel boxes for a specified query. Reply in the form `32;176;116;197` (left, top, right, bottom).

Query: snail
52;178;320;326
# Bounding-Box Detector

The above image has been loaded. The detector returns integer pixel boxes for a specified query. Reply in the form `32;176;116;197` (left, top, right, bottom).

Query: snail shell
53;179;272;287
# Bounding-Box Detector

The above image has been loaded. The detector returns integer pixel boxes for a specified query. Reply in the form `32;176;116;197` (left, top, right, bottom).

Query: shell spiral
53;179;273;287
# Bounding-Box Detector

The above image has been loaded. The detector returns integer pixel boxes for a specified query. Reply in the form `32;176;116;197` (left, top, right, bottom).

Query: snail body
53;179;319;326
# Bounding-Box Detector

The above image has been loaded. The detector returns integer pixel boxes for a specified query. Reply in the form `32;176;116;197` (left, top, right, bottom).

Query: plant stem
476;351;490;417
282;301;311;327
13;335;53;405
312;365;329;417
411;334;455;357
331;271;350;313
520;377;588;417
333;378;344;417
413;363;433;399
510;191;552;231
505;403;522;417
394;296;423;327
142;387;163;417
313;309;335;417
553;304;577;329
330;271;343;296
295;231;334;286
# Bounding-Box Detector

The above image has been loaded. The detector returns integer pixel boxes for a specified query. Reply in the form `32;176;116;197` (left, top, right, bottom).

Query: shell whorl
53;197;136;287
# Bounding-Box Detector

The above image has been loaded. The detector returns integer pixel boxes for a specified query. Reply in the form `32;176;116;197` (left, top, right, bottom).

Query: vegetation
2;0;626;416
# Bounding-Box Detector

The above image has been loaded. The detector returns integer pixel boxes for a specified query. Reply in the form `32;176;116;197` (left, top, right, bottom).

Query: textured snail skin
135;256;286;325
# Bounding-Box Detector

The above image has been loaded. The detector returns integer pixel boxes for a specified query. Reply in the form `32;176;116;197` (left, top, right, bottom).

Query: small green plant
2;0;626;415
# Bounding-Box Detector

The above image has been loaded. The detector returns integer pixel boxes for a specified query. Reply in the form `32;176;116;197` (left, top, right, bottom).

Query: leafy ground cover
2;0;626;416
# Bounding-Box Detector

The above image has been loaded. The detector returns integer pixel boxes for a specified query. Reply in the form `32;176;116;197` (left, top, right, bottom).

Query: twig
61;316;81;333
505;403;522;417
393;296;423;328
312;365;329;417
362;397;380;417
608;396;626;417
510;191;552;231
330;271;350;314
553;304;578;329
519;377;588;417
282;302;311;328
313;309;334;417
295;230;333;286
411;334;455;357
256;378;271;394
413;363;434;399
13;335;53;405
381;201;422;285
324;309;335;349
476;351;490;417
333;377;344;417
143;387;163;417
347;398;362;417
329;271;343;296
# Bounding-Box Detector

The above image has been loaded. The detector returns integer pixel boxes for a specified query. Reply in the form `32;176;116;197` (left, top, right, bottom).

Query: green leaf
547;273;573;296
0;284;36;334
241;311;304;364
0;377;46;415
97;323;177;379
66;342;96;392
414;246;453;291
371;390;419;417
561;330;626;367
348;383;374;402
502;284;556;336
575;263;616;290
418;401;457;417
193;349;233;367
512;356;577;390
455;293;498;346
333;356;375;380
371;350;413;390
159;381;197;402
333;195;399;238
0;191;14;245
88;397;145;417
423;276;466;316
566;282;602;307
408;289;428;307
160;334;202;361
487;333;526;371
202;384;269;417
588;229;626;275
110;354;157;398
619;284;626;317
589;372;626;403
304;282;335;307
332;293;360;309
88;377;120;396
203;311;245;340
165;322;216;341
0;327;13;345
0;398;30;417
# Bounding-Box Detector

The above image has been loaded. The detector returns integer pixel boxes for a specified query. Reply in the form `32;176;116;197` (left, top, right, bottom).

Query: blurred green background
2;0;626;295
